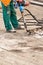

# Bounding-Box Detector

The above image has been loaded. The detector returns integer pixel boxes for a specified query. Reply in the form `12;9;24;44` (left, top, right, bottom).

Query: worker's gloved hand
19;5;24;12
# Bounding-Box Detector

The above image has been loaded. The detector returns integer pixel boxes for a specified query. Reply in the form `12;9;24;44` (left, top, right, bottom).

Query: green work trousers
1;0;19;31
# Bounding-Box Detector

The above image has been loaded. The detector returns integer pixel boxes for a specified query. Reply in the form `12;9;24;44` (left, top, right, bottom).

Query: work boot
15;25;24;30
7;29;16;33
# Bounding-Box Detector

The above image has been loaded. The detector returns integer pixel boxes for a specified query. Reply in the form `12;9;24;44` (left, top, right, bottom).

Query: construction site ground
0;3;43;65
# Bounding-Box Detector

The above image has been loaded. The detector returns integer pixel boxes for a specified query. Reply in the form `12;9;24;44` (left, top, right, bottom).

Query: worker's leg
1;3;12;31
10;0;19;29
